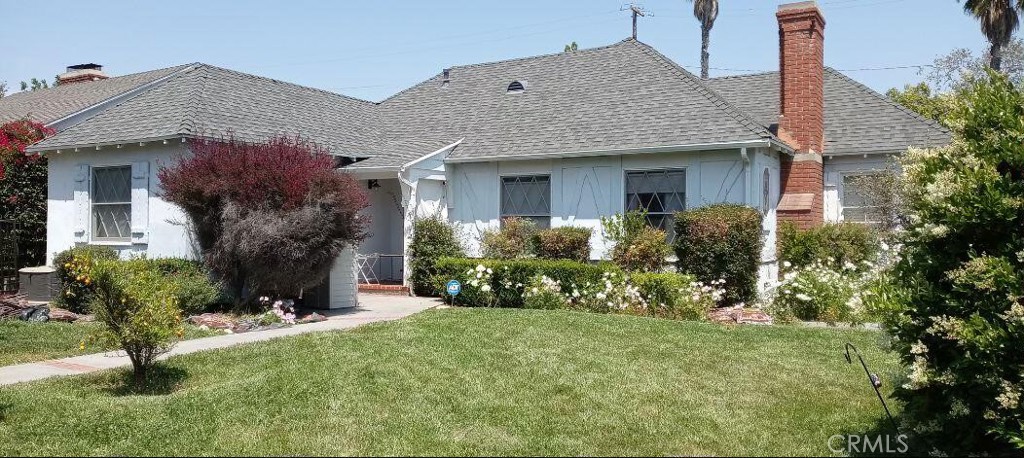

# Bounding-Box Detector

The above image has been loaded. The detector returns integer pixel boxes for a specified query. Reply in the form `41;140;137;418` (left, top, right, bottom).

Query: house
3;1;947;306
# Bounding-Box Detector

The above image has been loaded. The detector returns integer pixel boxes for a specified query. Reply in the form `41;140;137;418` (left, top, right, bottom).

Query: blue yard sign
446;280;462;297
446;280;462;307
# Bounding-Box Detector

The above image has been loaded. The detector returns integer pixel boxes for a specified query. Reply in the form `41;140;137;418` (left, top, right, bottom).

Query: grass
0;308;902;456
0;321;220;367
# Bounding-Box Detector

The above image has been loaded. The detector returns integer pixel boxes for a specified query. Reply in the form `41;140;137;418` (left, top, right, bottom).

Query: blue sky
2;0;989;102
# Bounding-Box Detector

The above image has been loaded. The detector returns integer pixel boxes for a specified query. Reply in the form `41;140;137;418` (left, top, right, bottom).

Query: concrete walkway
0;294;439;386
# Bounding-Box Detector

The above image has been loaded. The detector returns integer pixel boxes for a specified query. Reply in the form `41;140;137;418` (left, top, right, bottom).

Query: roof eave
445;140;780;164
28;134;188;154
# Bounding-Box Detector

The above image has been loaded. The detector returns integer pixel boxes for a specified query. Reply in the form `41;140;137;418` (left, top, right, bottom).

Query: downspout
740;147;752;205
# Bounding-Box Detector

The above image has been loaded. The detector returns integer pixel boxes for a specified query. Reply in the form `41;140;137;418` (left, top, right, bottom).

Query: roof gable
30;64;383;156
0;64;190;125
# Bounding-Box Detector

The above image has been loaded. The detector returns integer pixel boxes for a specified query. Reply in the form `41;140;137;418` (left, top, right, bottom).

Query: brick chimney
57;64;109;85
776;1;826;229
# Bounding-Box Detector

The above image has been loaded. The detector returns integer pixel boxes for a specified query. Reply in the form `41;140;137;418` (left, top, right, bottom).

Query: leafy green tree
688;0;719;79
886;82;957;126
0;82;6;98
563;41;578;52
19;78;48;91
891;71;1024;454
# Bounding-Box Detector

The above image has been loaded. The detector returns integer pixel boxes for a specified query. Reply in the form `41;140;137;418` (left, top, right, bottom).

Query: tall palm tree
963;0;1020;70
689;0;719;79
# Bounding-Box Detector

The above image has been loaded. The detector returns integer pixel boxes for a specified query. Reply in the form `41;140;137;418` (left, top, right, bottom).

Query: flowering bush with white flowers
454;264;497;307
767;260;866;324
522;271;725;320
884;74;1024;454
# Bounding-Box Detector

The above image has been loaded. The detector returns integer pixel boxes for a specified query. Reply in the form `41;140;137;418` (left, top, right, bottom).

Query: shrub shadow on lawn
101;365;189;396
836;414;918;457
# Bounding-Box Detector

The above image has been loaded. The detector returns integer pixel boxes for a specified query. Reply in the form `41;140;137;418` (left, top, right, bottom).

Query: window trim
839;171;883;226
90;164;133;244
498;173;551;227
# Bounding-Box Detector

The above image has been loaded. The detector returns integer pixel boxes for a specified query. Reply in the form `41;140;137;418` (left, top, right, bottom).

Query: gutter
30;135;188;154
444;139;789;164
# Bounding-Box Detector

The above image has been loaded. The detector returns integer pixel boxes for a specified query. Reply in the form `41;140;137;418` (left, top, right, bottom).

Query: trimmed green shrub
148;259;223;315
674;204;763;304
533;226;592;262
778;222;879;270
612;226;671;272
601;210;671;272
480;217;537;259
53;245;119;313
409;217;465;296
88;258;184;385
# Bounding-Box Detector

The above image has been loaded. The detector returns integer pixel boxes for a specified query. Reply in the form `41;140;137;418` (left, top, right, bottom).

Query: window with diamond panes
625;169;686;236
92;166;132;241
500;175;551;229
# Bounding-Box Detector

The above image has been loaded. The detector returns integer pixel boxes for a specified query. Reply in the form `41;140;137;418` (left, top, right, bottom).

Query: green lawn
0;308;902;456
0;321;219;367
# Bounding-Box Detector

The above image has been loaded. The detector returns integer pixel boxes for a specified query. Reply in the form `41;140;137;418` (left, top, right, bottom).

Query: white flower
481;284;492;292
783;261;792;268
476;265;486;272
796;293;812;302
997;381;1021;410
910;341;928;355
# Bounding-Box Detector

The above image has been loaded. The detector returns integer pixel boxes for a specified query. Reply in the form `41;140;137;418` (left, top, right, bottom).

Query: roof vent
507;81;526;93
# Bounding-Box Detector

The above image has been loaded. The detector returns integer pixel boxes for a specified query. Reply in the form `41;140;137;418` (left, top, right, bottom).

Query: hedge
432;257;618;308
674;204;762;304
778;222;879;270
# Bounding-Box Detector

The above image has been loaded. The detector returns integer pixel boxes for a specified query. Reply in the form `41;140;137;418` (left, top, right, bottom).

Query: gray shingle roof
374;39;776;164
705;68;950;155
0;64;189;125
29;64;382;156
22;39;949;165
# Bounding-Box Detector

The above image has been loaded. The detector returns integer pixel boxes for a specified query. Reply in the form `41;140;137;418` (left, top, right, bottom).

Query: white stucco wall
46;142;195;265
823;154;895;223
448;148;773;260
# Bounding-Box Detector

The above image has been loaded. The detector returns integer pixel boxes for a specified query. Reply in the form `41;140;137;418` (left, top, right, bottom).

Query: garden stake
844;342;899;434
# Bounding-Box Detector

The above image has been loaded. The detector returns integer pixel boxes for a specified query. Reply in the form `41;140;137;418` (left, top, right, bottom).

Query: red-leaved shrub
159;135;369;307
0;120;53;267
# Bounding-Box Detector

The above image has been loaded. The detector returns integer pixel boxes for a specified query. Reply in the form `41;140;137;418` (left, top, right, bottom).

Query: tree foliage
158;136;369;307
891;72;1024;453
0;120;53;268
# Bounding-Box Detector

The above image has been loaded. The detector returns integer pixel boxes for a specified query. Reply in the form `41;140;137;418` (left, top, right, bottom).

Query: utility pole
622;3;650;40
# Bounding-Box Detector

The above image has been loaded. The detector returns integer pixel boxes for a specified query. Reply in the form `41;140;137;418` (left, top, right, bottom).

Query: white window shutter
131;161;150;244
73;164;89;243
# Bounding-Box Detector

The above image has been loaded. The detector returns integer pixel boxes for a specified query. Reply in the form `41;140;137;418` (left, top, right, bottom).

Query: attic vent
506;81;525;93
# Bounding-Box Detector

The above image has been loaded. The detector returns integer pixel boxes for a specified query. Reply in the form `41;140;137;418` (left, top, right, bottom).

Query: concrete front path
0;294;439;386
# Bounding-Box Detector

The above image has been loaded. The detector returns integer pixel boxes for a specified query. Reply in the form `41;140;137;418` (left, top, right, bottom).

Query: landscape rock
74;314;96;323
48;307;79;322
187;313;237;330
297;312;327;324
709;306;773;326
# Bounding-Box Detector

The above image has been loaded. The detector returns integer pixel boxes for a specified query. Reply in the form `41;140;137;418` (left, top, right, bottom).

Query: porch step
358;284;411;296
